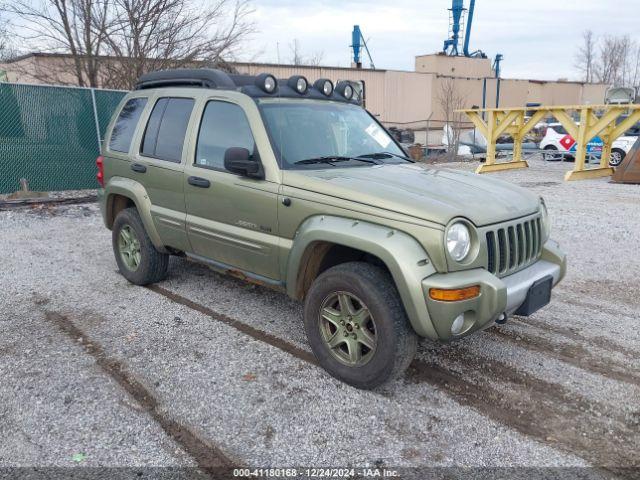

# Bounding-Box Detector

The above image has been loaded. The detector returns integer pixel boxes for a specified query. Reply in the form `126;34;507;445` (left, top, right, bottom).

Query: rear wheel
609;148;626;167
303;262;418;389
112;207;169;285
543;145;561;161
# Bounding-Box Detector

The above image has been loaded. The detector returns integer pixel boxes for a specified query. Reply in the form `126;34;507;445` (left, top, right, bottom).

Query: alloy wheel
318;291;377;366
118;224;142;271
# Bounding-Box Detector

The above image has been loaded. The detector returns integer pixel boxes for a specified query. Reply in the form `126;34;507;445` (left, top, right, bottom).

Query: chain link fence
0;82;127;194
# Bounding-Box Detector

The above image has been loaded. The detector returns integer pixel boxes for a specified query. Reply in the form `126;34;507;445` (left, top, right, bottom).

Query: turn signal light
429;286;480;302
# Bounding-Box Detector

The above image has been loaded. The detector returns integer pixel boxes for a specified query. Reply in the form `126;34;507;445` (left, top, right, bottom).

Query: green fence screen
0;83;127;194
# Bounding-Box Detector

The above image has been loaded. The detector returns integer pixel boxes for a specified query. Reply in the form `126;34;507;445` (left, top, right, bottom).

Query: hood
283;163;540;227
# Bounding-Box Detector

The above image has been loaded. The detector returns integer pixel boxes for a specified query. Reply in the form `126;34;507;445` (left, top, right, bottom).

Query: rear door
183;99;280;281
131;94;197;252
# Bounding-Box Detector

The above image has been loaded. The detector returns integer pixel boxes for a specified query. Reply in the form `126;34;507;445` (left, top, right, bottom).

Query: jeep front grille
486;216;543;276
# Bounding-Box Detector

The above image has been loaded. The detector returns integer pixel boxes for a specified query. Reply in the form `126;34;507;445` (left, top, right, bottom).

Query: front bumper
420;240;566;341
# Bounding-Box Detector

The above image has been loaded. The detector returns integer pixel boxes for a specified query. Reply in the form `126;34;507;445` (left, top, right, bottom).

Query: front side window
258;100;407;169
109;97;147;153
195;101;256;171
141;97;194;162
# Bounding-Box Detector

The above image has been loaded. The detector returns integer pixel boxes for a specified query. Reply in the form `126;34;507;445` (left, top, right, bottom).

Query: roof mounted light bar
134;68;361;104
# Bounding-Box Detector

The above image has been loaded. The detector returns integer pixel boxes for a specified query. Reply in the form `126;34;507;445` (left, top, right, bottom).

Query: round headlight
288;75;308;94
343;84;354;100
256;73;277;94
264;76;276;93
314;78;333;96
540;198;550;241
446;223;471;262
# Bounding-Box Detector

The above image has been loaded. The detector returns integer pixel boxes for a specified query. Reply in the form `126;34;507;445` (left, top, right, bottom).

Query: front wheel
303;262;418;389
609;148;626;167
112;207;169;285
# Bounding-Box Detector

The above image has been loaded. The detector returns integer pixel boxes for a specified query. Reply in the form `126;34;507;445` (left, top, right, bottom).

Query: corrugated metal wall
234;63;608;130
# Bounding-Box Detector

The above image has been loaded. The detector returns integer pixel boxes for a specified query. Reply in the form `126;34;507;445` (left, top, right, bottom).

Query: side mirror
224;147;264;179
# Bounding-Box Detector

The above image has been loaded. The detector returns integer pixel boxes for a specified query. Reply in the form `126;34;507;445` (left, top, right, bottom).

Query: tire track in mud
148;285;639;473
511;317;639;359
486;327;640;387
411;344;639;474
45;310;238;477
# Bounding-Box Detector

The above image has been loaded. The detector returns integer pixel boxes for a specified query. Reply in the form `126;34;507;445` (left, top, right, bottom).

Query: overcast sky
247;0;639;80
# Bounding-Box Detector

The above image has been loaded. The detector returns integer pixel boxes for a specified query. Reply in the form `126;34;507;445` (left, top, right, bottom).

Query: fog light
314;78;334;96
451;314;465;335
256;73;277;94
288;75;308;94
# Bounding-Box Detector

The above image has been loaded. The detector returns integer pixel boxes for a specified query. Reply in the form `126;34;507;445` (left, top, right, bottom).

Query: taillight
96;156;104;187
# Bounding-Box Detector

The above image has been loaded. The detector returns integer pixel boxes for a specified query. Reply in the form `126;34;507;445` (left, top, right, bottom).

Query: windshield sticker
365;123;392;148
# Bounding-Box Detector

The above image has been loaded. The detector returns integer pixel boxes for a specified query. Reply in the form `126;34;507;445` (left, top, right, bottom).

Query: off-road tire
303;262;418;389
112;207;169;285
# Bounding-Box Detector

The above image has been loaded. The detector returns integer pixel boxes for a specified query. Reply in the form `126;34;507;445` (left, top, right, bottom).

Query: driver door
184;99;280;281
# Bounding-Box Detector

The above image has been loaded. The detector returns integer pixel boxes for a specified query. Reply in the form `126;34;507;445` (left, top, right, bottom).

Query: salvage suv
98;69;566;389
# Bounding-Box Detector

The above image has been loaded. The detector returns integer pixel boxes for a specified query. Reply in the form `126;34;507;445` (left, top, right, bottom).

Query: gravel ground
0;156;638;477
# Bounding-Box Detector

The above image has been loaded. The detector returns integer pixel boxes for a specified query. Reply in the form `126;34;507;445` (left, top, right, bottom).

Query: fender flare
286;215;439;338
103;177;166;252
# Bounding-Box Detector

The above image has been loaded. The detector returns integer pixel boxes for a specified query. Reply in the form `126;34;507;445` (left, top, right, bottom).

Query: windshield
258;100;408;169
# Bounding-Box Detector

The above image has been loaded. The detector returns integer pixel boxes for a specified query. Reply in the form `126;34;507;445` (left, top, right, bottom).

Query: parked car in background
540;122;637;166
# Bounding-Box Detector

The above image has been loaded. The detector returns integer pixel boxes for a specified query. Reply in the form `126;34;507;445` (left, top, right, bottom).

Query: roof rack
135;69;237;90
134;68;362;105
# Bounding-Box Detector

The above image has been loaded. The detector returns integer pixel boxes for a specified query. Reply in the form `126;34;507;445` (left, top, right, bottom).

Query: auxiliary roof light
256;73;277;94
314;78;334;97
336;81;354;100
288;75;309;94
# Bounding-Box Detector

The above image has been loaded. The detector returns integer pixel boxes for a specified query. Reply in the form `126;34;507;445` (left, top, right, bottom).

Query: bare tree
438;78;467;161
2;0;112;86
2;0;253;88
0;18;11;61
575;30;596;83
289;38;303;66
289;38;324;67
593;35;637;86
101;0;254;89
307;50;324;67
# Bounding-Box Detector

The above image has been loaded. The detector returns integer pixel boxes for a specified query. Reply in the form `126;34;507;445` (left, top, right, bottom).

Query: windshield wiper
294;156;379;166
357;152;414;163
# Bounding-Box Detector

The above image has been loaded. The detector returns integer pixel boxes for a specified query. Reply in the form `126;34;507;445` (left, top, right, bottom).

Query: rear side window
109;97;147;153
195;101;255;171
552;125;567;135
141;97;195;162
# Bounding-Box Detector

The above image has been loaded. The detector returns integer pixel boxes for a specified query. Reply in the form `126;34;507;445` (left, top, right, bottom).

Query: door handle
131;163;147;173
188;176;210;188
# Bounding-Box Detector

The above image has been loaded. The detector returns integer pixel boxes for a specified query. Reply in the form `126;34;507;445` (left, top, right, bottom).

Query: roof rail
135;68;237;90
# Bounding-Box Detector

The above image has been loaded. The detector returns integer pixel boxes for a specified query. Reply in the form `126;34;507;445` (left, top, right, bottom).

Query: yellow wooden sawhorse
461;104;640;181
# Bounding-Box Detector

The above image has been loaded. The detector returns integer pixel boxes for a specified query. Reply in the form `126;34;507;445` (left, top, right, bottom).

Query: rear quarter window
141;97;195;162
109;97;148;153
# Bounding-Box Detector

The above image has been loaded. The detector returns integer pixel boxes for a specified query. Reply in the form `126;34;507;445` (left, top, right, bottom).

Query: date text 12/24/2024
233;468;399;478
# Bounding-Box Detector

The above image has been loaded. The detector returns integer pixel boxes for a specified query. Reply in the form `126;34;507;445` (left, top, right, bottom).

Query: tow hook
495;313;508;325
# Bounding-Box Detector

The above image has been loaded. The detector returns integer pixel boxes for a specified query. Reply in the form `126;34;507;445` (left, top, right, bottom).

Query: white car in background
540;122;638;166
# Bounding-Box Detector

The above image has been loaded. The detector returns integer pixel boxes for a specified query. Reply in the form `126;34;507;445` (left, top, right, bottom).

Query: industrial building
0;52;608;145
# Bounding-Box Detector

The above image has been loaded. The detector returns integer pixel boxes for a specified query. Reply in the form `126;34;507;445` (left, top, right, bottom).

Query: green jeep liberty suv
98;69;566;389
